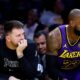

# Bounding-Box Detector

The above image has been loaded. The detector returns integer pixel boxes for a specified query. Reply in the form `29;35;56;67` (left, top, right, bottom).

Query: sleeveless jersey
57;25;80;80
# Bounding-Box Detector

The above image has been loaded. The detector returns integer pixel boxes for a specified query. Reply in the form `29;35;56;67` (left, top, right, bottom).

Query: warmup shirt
57;25;80;80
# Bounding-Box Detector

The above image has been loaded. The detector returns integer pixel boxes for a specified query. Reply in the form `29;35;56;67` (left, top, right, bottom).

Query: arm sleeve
18;43;37;79
19;56;37;78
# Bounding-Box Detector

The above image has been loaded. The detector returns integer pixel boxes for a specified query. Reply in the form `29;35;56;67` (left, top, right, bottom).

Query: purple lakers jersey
58;25;80;80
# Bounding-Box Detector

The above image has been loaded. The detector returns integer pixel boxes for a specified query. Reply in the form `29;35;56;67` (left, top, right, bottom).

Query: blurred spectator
24;9;39;41
35;24;49;34
40;0;64;27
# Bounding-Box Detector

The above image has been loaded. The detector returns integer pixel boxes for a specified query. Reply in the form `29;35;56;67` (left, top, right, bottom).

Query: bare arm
47;27;62;55
47;27;66;79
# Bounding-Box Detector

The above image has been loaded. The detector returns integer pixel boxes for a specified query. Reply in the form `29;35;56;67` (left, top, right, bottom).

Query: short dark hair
34;30;48;39
4;20;24;34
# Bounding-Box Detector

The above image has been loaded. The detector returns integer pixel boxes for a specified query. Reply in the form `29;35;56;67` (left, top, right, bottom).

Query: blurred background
0;0;79;23
0;0;80;40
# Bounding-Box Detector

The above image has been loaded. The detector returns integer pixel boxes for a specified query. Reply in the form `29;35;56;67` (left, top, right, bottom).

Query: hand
16;39;28;58
9;76;20;80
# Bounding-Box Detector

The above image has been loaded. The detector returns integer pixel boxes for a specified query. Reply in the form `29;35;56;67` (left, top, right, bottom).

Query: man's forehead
11;28;24;34
12;28;24;32
35;38;46;44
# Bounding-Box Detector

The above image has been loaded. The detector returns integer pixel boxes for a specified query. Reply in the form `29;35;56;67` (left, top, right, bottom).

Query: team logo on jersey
59;50;80;58
63;44;67;48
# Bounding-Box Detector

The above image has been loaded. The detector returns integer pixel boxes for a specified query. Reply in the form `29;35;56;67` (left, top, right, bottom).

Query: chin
15;44;18;47
42;51;46;54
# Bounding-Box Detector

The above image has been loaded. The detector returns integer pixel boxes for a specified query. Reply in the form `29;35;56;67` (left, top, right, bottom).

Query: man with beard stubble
47;9;80;80
0;20;37;80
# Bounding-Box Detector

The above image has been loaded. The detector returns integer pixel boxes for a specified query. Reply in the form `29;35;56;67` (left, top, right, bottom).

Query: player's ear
5;33;11;42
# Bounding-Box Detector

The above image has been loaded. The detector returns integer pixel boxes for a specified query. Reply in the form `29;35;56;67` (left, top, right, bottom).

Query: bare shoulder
47;27;61;55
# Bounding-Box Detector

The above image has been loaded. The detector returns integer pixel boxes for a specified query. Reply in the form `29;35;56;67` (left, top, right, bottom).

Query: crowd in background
0;0;80;41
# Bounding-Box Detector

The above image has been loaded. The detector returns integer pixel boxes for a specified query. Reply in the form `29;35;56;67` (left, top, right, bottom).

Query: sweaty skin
47;27;62;55
47;25;80;55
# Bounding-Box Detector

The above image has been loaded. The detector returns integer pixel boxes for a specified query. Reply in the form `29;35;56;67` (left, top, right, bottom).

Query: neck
6;40;17;50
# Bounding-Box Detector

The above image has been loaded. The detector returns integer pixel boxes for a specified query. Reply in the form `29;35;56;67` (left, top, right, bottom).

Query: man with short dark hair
34;31;53;80
0;20;37;80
